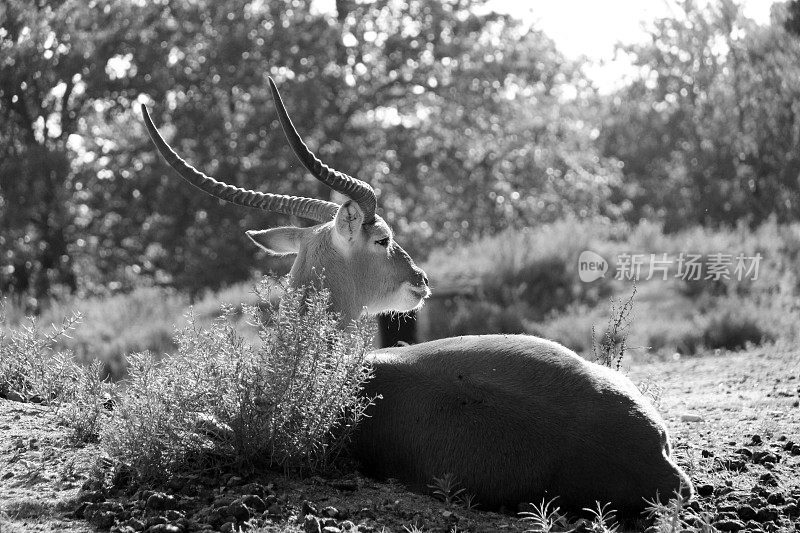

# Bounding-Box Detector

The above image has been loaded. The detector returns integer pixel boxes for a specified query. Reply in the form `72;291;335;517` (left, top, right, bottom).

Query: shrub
101;277;375;482
700;308;773;351
0;300;114;442
421;220;615;338
0;300;83;402
592;285;637;369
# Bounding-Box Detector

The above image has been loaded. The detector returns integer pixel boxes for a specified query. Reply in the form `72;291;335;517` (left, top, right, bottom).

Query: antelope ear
246;227;308;256
332;200;365;247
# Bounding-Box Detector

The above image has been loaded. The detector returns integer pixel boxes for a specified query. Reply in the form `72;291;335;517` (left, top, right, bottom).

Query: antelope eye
375;237;390;247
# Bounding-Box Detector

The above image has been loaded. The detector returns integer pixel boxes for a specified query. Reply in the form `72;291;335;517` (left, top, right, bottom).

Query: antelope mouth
409;286;430;299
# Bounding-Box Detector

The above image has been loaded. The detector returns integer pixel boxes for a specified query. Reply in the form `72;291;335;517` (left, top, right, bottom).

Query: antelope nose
422;274;429;287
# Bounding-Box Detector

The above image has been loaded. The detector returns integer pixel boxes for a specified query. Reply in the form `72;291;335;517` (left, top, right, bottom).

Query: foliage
427;473;466;506
0;300;114;441
0;299;83;402
1;0;618;307
420;218;799;356
101;278;375;482
600;0;800;231
592;284;636;370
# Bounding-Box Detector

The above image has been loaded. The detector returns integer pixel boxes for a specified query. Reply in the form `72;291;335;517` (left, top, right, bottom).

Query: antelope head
141;78;430;324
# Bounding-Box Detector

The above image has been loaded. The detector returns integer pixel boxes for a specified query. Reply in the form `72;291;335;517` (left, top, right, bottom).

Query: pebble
736;504;757;521
680;413;704;422
146;492;175;511
242;494;266;513
712;519;745;532
227;500;250;522
755;506;779;523
304;515;322;533
5;390;26;403
697;483;715;497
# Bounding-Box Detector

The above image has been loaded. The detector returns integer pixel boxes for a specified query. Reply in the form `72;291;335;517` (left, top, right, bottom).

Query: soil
1;346;798;533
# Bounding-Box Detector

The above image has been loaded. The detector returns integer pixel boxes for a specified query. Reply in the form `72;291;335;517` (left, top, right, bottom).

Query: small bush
0;300;114;442
701;308;773;351
0;301;83;402
101;277;375;482
593;285;637;369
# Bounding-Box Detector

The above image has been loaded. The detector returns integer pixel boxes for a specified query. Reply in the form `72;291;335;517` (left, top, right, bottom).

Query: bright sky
312;0;778;92
489;0;778;91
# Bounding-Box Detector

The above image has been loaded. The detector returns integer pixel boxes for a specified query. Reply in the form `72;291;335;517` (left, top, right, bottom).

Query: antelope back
354;334;693;512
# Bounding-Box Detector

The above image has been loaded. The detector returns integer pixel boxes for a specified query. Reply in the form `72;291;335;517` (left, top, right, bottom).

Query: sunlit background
2;0;800;371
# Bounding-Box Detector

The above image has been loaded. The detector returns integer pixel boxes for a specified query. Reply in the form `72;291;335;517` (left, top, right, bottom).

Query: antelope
141;78;693;513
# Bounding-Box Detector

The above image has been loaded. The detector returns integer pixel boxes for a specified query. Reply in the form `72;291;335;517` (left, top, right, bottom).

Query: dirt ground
1;345;798;533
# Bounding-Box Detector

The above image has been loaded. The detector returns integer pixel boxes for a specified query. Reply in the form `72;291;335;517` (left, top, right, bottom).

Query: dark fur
353;334;693;512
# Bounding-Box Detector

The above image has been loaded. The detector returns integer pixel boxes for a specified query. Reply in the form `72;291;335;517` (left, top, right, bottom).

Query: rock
737;505;757;521
680;413;704;422
148;525;183;533
227;501;250;522
766;492;785;505
697;483;715;497
720;458;748;472
736;448;753;458
28;394;44;404
791;444;800;455
302;500;319;516
759;472;778;486
219;522;235;533
322;527;341;533
79;490;106;503
122;518;146;531
322;506;339;518
755;506;779;523
304;515;322;533
84;504;116;529
145;517;167;528
5;390;26;402
242;494;266;513
748;496;768;508
339;521;356;531
712;519;745;532
165;510;184;521
736;504;756;522
753;451;778;465
146;492;175;511
267;502;282;517
751;434;763;445
783;503;799;517
783;440;795;451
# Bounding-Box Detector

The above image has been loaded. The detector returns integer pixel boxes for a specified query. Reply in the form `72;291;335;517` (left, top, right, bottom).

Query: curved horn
141;104;339;223
268;77;377;224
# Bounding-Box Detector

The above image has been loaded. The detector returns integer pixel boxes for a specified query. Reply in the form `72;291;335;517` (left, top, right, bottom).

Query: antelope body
142;78;693;513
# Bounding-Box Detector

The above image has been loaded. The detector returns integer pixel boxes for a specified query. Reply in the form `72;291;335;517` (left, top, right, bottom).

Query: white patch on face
365;281;430;315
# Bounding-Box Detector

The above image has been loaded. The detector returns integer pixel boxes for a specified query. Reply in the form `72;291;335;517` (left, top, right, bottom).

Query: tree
600;0;800;230
2;0;620;305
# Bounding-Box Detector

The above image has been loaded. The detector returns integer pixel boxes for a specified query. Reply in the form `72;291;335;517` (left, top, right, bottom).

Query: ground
0;346;798;533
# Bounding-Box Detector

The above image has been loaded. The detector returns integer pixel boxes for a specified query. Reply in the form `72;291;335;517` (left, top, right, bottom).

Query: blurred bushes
419;219;800;357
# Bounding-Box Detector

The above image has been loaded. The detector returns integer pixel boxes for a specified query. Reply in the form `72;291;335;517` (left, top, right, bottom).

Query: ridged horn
268;77;377;224
141;103;339;223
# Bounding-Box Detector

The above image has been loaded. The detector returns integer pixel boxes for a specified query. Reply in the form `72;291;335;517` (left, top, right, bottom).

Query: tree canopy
2;0;800;307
